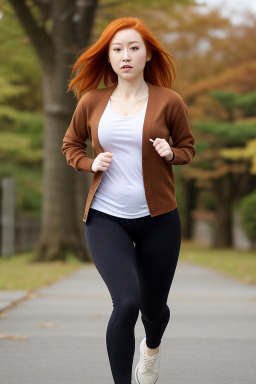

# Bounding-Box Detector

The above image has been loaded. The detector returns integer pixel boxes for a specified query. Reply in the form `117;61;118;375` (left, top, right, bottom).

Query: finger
102;159;111;166
155;141;167;151
158;149;170;157
99;165;108;171
158;143;169;152
100;160;111;167
153;138;165;147
153;138;161;146
100;154;113;162
99;152;113;160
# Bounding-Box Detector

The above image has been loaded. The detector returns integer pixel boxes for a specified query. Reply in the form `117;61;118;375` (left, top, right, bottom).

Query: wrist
165;149;174;162
90;160;95;173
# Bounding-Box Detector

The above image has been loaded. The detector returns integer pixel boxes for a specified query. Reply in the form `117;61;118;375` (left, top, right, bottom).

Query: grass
180;240;256;284
0;251;84;291
0;242;256;291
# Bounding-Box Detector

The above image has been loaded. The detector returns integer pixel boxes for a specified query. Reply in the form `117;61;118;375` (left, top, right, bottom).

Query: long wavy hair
67;17;177;99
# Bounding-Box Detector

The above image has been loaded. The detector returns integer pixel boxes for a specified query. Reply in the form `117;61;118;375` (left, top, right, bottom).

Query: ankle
144;343;159;357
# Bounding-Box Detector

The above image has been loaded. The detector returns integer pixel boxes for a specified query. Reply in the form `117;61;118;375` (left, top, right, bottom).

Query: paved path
0;260;255;384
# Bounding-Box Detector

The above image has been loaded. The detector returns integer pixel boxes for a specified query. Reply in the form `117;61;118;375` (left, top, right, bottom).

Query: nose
122;48;130;61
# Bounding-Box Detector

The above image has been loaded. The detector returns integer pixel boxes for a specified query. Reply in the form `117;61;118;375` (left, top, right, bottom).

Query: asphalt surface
0;260;255;384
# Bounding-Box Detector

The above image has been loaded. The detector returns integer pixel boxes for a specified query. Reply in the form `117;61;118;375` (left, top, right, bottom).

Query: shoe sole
134;338;160;384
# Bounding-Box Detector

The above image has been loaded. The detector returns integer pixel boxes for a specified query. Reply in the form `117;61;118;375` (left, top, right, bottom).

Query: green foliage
0;77;28;102
0;105;43;136
192;120;256;145
209;90;239;110
240;190;256;245
0;106;43;216
0;1;42;110
209;90;256;118
191;140;211;154
0;162;42;217
235;92;256;116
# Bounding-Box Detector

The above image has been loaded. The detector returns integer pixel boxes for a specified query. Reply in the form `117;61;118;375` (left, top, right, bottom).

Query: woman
62;17;196;384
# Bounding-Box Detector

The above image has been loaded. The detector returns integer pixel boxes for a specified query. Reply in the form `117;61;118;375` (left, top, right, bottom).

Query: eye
113;47;138;52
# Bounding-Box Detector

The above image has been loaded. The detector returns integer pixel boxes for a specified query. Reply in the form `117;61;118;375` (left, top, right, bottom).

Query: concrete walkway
0;260;255;384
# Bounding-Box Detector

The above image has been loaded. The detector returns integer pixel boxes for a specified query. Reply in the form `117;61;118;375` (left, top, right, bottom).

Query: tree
8;0;100;261
182;94;256;247
240;190;256;250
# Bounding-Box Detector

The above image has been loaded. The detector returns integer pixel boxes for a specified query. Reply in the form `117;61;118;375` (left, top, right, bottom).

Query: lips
121;65;132;69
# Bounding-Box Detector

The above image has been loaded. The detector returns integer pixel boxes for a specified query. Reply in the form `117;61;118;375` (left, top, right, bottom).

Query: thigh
85;209;141;306
134;208;181;314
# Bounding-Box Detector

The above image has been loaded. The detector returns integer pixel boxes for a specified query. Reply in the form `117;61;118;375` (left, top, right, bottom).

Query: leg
134;208;181;349
85;209;141;384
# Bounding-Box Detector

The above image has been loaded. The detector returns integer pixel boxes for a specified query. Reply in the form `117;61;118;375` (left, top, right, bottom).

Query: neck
113;78;148;99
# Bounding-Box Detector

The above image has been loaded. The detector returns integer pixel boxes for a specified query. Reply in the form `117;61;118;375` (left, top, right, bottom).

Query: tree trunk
8;0;111;260
32;0;99;261
182;179;197;239
212;173;233;248
75;170;93;261
33;65;86;261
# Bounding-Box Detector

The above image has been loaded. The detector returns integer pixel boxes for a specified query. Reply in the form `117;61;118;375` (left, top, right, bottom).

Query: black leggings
84;207;181;384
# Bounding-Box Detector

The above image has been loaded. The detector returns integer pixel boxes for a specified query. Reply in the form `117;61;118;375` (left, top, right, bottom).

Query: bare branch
32;0;53;22
74;0;99;49
8;0;54;64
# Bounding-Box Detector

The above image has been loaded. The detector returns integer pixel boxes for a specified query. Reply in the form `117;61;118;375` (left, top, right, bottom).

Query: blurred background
0;0;256;290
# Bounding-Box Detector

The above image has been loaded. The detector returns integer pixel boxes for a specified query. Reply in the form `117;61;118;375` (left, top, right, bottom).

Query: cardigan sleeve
164;97;196;166
61;93;95;173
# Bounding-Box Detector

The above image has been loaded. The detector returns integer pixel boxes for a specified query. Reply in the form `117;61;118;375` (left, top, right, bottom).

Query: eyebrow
111;41;141;45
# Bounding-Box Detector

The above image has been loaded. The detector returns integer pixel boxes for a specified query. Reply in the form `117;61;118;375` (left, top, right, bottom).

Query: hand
152;138;174;161
91;152;114;172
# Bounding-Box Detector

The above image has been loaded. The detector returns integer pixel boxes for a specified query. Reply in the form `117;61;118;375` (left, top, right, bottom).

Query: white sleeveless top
90;97;150;218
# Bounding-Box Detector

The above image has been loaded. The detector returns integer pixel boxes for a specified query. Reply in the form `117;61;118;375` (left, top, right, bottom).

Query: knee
142;303;170;323
118;298;140;325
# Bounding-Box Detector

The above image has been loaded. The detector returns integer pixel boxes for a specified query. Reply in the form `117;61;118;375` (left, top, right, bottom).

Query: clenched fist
91;152;114;173
152;138;174;161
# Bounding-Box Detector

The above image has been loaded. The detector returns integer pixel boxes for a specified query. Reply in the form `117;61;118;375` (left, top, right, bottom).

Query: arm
61;93;95;173
164;98;196;165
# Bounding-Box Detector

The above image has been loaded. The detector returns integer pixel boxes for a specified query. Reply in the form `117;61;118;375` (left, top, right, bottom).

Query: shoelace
142;353;159;373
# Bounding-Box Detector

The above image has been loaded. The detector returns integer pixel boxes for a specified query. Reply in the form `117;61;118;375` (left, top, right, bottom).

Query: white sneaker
135;337;161;384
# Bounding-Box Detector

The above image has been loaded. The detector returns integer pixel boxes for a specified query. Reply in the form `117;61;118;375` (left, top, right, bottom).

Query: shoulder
149;84;186;112
149;84;187;116
149;83;184;101
83;86;114;98
78;86;114;106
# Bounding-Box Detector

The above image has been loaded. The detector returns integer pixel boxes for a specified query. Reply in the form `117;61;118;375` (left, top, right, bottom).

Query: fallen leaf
90;313;102;318
40;322;56;327
29;292;38;298
0;333;28;340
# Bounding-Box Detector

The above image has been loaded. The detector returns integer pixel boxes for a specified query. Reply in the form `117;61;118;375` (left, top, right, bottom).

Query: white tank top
90;97;150;218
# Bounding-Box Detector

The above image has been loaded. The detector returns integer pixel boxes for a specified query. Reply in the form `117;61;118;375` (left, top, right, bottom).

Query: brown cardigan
61;81;196;223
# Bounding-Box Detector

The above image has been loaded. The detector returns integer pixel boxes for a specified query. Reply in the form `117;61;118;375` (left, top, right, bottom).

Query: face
108;28;151;81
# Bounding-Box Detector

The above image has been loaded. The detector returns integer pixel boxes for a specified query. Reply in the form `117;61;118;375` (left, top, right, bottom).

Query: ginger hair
67;17;177;99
